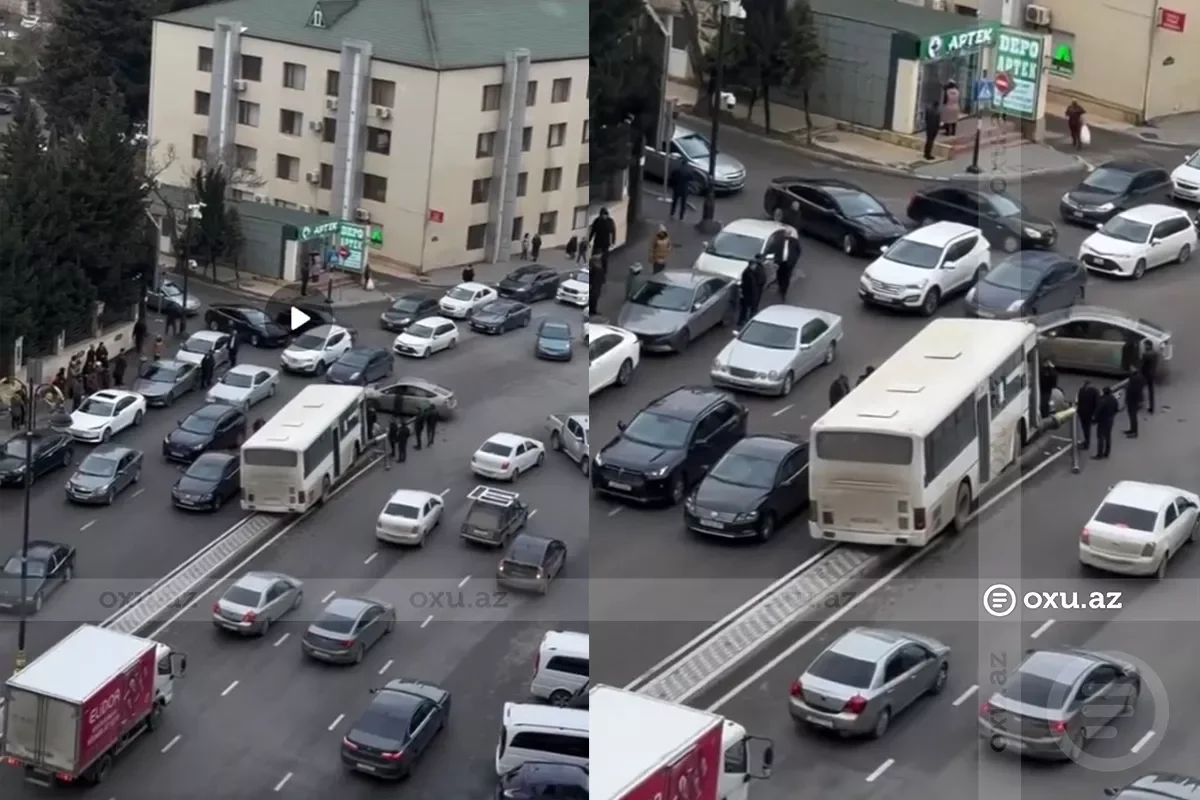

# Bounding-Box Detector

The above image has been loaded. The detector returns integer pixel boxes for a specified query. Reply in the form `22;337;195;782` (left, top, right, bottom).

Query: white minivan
495;703;589;775
530;630;589;705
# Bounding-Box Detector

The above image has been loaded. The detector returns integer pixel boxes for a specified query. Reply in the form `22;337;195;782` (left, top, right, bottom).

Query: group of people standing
1072;339;1158;459
383;406;440;467
827;367;876;407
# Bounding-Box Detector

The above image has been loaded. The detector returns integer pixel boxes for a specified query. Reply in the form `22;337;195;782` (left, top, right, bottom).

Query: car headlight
735;510;760;522
349;372;361;381
163;436;171;445
1023;227;1040;238
199;493;215;502
593;454;604;467
712;358;723;371
1140;542;1156;557
684;495;697;511
767;371;780;380
1096;202;1115;212
1061;193;1074;205
903;281;926;290
1007;299;1026;312
646;465;670;479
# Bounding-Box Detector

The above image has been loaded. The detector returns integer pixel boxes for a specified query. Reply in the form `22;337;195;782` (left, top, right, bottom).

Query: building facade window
542;167;562;192
582;120;590;143
319;163;333;190
363;173;388;203
239;55;263;82
476;131;496;158
466;223;487;250
322;117;337;143
237;101;260;127
551;78;571;103
234;145;257;171
538;211;558;235
471;178;491;204
516;172;527;197
282;62;306;90
573;205;589;230
576;163;589;186
280;109;303;136
521;127;532;153
326;70;340;96
276;154;300;181
369;79;396;107
191;134;207;160
526;81;537;106
481;84;501;111
547;123;566;148
512;216;523;241
197;46;213;72
366;127;391;155
194;91;210;116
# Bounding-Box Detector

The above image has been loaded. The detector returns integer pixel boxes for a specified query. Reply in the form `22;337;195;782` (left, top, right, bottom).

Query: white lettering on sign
998;33;1040;60
87;688;122;726
948;28;995;51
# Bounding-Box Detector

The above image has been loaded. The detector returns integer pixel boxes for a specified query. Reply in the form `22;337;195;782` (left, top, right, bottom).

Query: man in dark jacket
588;255;606;316
164;302;182;337
424;406;438;447
1039;360;1059;418
828;375;851;407
387;418;403;464
773;235;801;300
738;261;761;325
199;351;215;389
856;366;875;386
462;264;476;283
1123;367;1144;437
668;167;691;221
133;316;147;355
112;354;128;387
1094;387;1118;458
1075;380;1099;450
411;409;425;450
228;335;239;368
1139;341;1159;413
589;209;617;271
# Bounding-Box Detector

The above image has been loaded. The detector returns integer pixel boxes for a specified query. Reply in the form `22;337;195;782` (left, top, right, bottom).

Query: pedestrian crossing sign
974;79;994;104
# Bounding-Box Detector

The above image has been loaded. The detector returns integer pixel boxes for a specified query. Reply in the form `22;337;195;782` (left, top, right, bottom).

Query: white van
495;703;589;775
530;630;589;705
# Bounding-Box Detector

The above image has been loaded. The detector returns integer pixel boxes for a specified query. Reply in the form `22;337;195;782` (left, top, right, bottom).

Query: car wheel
842;233;860;256
250;333;261;347
1002;235;1019;253
62;449;72;467
101;427;112;443
668;473;685;506
385;617;395;634
422;348;431;358
756;512;776;542
353;644;365;664
316;360;328;374
930;662;949;695
779;371;794;397
34;592;43;613
1133;259;1147;279
536;450;545;466
1124;680;1141;713
920;287;941;317
259;617;270;637
549;689;573;707
579;457;590;477
133;410;144;426
822;341;837;366
674;330;690;353
973;265;988;285
1190;518;1198;544
550;430;562;450
105;488;115;505
132;469;141;483
950;481;972;533
1155;553;1168;580
871;707;891;739
292;591;303;609
449;336;458;349
1179;244;1193;264
771;206;784;222
616;359;634;386
63;564;73;581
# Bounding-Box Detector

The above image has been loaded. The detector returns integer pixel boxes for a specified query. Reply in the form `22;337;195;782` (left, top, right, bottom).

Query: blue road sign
974;79;994;104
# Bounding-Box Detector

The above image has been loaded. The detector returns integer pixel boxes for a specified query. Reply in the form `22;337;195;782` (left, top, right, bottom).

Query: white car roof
385;489;439;506
452;282;491;293
485;432;528;448
189;330;225;342
89;390;138;402
294;323;346;339
721;218;789;239
751;304;835;327
409;316;454;328
227;363;274;377
901;221;979;245
1100;480;1187;512
587;323;634;340
1116;204;1188;224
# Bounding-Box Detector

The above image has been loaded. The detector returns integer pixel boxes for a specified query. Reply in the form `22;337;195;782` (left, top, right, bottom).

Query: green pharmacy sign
298;220;370;273
992;30;1044;120
1050;43;1075;78
920;23;1001;61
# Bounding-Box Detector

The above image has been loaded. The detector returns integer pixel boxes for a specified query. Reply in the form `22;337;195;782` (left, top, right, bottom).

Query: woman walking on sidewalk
649;224;672;274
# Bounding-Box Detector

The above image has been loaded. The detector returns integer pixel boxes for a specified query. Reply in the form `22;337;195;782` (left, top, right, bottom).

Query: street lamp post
177;202;205;336
697;0;746;234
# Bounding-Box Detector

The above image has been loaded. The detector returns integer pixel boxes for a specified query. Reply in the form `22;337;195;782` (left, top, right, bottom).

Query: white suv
279;324;353;375
859;221;989;316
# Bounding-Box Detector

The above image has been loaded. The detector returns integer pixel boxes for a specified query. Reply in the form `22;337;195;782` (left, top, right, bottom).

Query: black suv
593;386;747;505
459;486;529;547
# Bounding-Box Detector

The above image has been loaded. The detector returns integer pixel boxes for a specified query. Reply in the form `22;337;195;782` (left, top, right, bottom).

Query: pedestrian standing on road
228;334;239;368
69;374;83;411
738;261;761;326
299;260;310;297
1076;380;1098;450
1066;100;1087;150
366;404;379;440
922;101;941;161
84;346;95;372
828;375;850;408
1124;367;1144;438
385;418;401;469
1140;340;1159;413
1039;360;1059;419
164;303;181;337
411;410;425;450
1121;336;1139;372
649;224;672;274
531;233;543;262
565;236;578;262
424;406;438;448
856;366;875;386
98;364;112;390
395;420;409;462
1094;387;1118;459
95;342;109;369
521;233;531;260
774;234;801;300
199;351;215;389
589;209;616;271
668;166;691;221
577;238;589;265
82;368;98;397
112;354;127;387
588;254;606;316
152;335;164;361
133;316;147;355
462;263;475;284
941;81;961;136
9;391;24;429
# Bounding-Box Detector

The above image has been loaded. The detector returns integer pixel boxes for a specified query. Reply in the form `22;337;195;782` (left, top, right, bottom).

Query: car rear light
212;603;221;614
342;737;358;750
914;508;927;530
1050;720;1068;735
980;701;992;714
1080;528;1090;544
501;460;510;469
297;490;306;504
342;640;354;648
243;611;257;622
381;751;404;761
789;680;803;698
844;695;868;715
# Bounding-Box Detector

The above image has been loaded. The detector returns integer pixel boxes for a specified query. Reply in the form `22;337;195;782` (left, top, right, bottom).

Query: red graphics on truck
78;648;155;770
623;722;722;800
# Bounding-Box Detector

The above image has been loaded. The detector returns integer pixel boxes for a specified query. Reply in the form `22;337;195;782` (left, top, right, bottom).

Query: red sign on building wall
1158;8;1186;32
428;209;445;224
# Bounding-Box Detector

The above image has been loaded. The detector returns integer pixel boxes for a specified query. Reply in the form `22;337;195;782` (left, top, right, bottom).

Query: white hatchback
375;489;444;546
1080;480;1199;578
1170;150;1200;203
471;433;546;481
859;222;989;316
1078;204;1197;279
439;282;498;319
393;316;459;358
68;390;147;443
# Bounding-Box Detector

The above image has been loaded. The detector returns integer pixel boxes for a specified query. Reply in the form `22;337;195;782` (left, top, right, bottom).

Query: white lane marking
379;659;393;675
363;552;378;565
1030;619;1055;639
457;576;470;588
608;506;622;517
952;685;979;707
421;615;433;628
220;680;238;697
132;488;145;498
771;404;794;418
321;590;337;603
273;632;289;647
439;488;451;496
529;508;538;518
1131;730;1156;753
161;734;182;753
80;520;96;532
327;713;344;731
866;759;895;783
273;773;292;792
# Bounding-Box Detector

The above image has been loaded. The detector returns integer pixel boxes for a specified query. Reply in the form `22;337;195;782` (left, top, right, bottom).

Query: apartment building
148;0;589;272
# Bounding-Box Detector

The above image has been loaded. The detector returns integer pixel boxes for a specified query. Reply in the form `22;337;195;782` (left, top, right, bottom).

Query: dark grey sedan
964;252;1086;320
616;271;735;353
301;596;395;665
65;445;142;505
132;359;200;407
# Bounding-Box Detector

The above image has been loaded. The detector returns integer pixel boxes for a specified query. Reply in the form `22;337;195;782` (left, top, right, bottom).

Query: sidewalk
1044;95;1200;149
168;261;388;307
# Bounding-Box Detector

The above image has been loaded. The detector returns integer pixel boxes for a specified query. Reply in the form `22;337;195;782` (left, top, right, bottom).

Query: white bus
241;384;369;513
809;318;1041;547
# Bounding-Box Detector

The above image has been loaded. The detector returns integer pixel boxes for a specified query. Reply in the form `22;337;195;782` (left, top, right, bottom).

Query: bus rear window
242;448;299;468
815;432;913;465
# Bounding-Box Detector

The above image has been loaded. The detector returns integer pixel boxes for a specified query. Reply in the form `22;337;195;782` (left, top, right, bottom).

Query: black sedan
469;300;532;334
497;762;589;800
342;679;450;779
267;298;338;337
172;451;241;511
763;176;907;256
907;186;1057;252
684;434;810;541
0;429;73;487
497;533;567;594
497;264;562;302
204;305;290;347
163;404;246;463
65;445;142;505
0;540;76;614
1060;159;1173;225
132;359;200;407
965;252;1087;320
326;347;393;386
378;293;440;332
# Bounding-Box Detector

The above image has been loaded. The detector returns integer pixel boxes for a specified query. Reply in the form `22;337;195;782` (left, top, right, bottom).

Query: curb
168;269;390;308
677;111;1091;184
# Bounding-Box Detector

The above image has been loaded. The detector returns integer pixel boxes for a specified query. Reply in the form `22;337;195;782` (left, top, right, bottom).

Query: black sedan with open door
763;176;907;256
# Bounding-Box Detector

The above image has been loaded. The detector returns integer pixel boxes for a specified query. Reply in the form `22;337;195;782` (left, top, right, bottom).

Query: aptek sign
921;23;1000;61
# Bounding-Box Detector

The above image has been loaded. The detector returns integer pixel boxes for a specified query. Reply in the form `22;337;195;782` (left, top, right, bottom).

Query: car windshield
1082;168;1133;194
338;352;371;367
1186;151;1200;169
383;502;420;519
808;650;876;689
1093;502;1158;532
290;333;325;350
884;239;943;269
185;457;227;480
406;323;435;339
1004;670;1072;709
181;336;214;353
986;193;1024;217
623;411;691;449
242;309;271;325
447;287;475;301
628;282;693;312
139;363;178;383
511;270;539;283
2;437;35;457
709;452;777;489
77;398;116;416
480;441;514;457
465;503;503;526
830;190;886;218
708;231;763;261
675;133;710;160
389;297;424;313
3;556;43;577
315;612;356;633
481;303;514;316
567;269;588;283
159;282;181;297
223;586;261;607
180;415;218;435
221;371;254;389
1099;217;1152;244
986;262;1039;291
78;454;118;477
505;537;548;565
739;320;797;350
539;323;571;340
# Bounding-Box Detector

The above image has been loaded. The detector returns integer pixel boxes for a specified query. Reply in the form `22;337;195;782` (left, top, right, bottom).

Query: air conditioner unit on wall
305;170;320;184
354;208;370;222
325;97;338;111
253;194;268;203
930;0;946;11
374;106;391;120
299;204;314;213
233;79;247;92
1025;4;1051;26
308;119;324;133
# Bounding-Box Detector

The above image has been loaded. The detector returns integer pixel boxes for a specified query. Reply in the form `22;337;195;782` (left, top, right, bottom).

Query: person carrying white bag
1066;100;1088;149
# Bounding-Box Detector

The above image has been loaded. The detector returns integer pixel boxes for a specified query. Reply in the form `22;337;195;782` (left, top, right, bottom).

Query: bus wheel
1017;419;1028;449
318;475;331;505
951;482;972;534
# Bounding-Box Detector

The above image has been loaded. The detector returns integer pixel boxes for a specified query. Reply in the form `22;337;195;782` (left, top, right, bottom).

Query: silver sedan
211;570;303;636
711;305;843;396
616;270;736;353
788;627;950;738
206;364;280;410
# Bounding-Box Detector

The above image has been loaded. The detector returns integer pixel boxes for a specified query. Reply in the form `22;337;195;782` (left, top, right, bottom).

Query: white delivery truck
1;624;187;786
591;685;773;800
